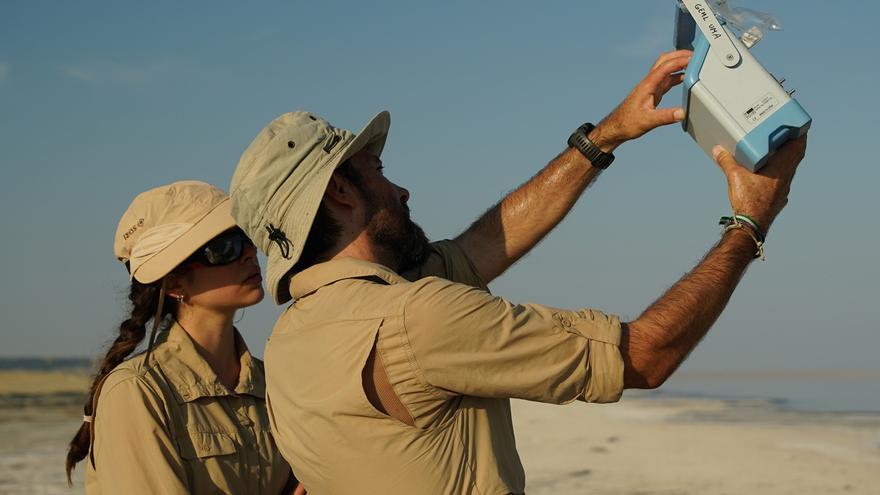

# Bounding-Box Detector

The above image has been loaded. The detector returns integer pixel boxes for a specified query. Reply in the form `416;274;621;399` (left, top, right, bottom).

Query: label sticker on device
744;93;778;124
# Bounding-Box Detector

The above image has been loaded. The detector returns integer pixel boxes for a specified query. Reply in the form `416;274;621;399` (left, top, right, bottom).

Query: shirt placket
231;394;262;493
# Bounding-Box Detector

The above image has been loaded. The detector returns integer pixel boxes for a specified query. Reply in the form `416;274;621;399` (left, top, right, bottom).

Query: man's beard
364;196;430;273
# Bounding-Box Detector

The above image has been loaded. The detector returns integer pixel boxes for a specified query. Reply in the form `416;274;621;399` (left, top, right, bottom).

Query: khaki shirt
85;322;291;495
265;240;624;495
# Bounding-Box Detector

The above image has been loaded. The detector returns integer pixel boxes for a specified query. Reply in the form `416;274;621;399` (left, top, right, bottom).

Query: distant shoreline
4;357;877;378
0;370;90;396
0;357;92;371
2;359;879;414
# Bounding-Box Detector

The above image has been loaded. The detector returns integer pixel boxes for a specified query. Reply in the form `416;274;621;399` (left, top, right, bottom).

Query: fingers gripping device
674;0;811;171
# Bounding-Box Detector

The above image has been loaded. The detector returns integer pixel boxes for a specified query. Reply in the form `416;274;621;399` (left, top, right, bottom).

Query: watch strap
567;123;615;169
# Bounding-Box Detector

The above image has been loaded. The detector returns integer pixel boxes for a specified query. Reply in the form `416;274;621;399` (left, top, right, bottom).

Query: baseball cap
114;181;236;283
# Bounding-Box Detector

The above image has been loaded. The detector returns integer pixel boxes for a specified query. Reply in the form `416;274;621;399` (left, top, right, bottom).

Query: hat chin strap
143;278;167;365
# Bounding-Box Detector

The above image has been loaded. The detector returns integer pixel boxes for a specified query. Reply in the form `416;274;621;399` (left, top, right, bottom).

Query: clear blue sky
1;1;878;376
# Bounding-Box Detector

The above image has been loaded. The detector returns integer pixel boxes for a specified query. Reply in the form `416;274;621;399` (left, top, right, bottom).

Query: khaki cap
114;181;236;283
230;110;390;304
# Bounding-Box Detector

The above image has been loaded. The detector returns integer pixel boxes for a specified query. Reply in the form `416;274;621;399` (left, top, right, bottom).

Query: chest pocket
179;430;238;459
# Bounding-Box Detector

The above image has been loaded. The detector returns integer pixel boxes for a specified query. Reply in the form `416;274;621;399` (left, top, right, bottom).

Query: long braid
65;278;165;484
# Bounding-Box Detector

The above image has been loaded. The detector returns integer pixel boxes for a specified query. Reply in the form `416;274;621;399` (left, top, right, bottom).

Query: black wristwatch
567;123;615;169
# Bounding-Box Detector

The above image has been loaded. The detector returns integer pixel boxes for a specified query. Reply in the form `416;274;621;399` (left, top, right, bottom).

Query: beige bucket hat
114;181;236;283
230;110;390;304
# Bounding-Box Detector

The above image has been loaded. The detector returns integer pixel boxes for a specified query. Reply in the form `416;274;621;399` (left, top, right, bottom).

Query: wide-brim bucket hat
114;181;237;283
230;110;390;305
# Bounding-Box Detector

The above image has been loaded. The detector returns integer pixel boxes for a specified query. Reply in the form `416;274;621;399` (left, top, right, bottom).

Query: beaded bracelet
719;214;766;261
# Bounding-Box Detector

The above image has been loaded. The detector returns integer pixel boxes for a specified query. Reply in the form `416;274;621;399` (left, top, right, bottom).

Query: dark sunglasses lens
202;231;244;265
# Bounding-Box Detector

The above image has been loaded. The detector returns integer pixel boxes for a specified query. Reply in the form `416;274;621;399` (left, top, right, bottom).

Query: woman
65;181;303;494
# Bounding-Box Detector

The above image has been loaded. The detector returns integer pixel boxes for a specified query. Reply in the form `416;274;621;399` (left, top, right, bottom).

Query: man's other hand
713;135;808;232
591;50;692;151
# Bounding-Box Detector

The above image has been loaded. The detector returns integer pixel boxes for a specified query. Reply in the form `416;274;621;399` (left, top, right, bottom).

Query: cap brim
266;110;390;304
133;199;237;283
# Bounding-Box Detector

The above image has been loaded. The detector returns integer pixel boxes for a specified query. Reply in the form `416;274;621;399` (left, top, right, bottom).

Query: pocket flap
180;430;237;459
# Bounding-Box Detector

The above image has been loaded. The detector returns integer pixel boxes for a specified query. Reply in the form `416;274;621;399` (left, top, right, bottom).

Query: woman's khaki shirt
85;323;291;494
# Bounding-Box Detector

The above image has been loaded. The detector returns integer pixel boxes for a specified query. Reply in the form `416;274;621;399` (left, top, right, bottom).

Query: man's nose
395;184;410;205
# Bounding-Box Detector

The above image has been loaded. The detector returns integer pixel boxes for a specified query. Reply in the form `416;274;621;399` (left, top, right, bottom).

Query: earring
174;294;184;303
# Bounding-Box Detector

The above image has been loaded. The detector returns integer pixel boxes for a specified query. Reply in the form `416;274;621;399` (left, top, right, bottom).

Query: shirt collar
289;256;406;300
152;322;266;403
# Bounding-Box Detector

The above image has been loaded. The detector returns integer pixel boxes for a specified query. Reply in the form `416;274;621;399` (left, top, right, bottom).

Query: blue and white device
675;0;811;171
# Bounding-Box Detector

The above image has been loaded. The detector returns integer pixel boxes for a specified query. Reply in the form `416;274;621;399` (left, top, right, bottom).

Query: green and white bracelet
720;214;766;261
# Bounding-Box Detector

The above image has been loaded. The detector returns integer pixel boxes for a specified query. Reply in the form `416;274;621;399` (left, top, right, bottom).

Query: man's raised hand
713;135;808;232
591;50;692;151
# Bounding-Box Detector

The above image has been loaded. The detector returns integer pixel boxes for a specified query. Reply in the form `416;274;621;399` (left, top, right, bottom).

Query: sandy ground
513;396;880;494
1;371;878;494
0;371;87;494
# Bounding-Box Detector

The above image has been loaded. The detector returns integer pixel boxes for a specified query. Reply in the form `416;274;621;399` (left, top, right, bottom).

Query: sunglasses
187;228;253;266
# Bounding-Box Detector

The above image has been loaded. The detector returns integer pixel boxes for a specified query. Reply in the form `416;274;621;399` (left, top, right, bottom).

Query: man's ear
324;172;359;210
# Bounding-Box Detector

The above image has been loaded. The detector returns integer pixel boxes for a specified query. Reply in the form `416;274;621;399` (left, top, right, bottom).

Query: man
230;50;807;494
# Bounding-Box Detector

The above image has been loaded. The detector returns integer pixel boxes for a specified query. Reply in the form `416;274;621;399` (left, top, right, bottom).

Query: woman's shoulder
91;358;178;440
98;353;165;401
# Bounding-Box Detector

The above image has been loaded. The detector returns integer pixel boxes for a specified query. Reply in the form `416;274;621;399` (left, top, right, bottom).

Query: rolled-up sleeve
92;372;189;494
400;276;624;406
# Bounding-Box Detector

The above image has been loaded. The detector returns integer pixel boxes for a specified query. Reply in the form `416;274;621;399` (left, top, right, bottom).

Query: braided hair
64;277;177;484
